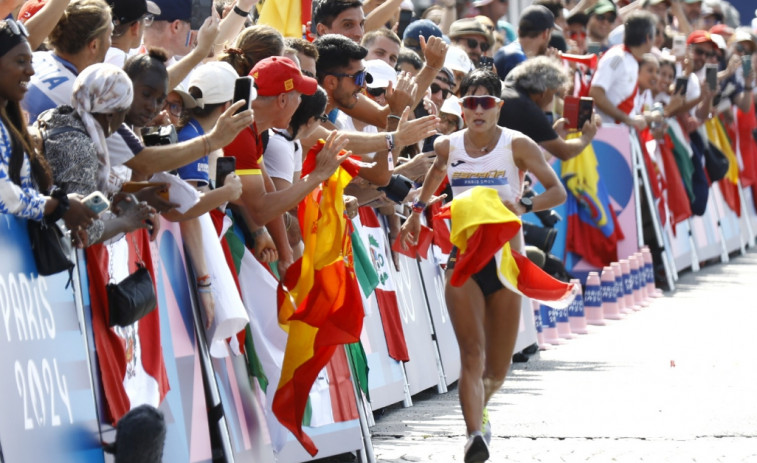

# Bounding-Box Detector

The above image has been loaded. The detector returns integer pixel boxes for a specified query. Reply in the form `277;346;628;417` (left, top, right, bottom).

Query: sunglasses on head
460;95;501;110
316;114;329;123
692;47;715;58
366;87;386;98
430;83;451;99
327;69;373;87
5;19;29;38
463;37;490;53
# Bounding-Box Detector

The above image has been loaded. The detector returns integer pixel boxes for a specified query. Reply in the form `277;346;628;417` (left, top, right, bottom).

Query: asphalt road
365;249;757;462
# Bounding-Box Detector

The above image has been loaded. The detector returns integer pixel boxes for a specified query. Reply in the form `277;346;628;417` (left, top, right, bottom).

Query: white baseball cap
365;59;398;89
188;61;244;108
444;45;474;73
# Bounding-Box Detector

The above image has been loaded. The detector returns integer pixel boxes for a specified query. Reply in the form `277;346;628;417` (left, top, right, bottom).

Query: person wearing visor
399;68;565;463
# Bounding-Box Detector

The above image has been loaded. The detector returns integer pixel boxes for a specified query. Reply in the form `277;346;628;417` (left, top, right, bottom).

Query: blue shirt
0;122;46;220
22;51;79;123
176;119;209;186
494;41;526;80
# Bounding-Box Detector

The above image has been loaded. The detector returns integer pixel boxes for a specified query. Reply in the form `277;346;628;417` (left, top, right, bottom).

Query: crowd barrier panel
351;218;411;410
0;214;102;462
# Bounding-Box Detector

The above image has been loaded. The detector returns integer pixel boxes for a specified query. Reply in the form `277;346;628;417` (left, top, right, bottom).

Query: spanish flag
274;140;363;456
257;0;311;38
443;187;577;306
705;117;741;215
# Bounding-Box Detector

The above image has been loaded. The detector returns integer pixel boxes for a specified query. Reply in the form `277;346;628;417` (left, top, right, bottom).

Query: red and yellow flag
705;117;741;215
442;187;577;305
274;140;363;456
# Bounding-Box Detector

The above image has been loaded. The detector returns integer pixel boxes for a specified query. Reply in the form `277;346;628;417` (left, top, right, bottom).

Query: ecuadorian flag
443;187;577;307
561;136;624;267
274;140;363;456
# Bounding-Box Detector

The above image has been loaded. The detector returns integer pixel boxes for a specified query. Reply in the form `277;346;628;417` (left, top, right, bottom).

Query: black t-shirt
498;83;558;144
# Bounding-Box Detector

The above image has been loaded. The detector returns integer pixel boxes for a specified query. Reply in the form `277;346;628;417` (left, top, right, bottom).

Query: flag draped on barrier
736;103;757;188
274;140;364;456
659;133;693;227
358;207;410;362
561;137;624;267
441;186;576;305
86;231;170;424
705;118;741;215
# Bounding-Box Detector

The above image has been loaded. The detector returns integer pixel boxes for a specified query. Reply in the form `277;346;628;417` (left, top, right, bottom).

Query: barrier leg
346;346;376;463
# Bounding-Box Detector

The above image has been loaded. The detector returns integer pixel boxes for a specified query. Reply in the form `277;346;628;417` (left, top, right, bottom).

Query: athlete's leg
445;270;487;436
482;288;521;404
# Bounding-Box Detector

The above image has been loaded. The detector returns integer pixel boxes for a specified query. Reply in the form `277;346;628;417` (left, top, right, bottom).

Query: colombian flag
274;140;363;456
257;0;312;39
705;118;741;215
561;137;624;268
443;187;576;306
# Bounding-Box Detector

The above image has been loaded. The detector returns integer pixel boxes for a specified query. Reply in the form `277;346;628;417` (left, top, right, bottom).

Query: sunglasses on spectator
460;95;501;110
326;69;373;87
366;87;386;98
430;83;451;99
316;114;329;123
594;14;616;23
163;101;183;117
568;30;587;40
692;47;715;58
462;38;490;53
5;19;29;38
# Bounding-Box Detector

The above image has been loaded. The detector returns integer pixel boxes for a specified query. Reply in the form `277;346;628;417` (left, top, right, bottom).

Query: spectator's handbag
107;234;157;327
27;219;74;277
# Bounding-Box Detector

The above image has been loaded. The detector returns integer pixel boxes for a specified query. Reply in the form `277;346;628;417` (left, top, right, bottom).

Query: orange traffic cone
568;278;588;334
584;272;605;326
601;266;623;320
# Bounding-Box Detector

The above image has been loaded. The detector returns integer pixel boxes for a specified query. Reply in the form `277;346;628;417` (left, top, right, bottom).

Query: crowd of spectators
0;0;755;460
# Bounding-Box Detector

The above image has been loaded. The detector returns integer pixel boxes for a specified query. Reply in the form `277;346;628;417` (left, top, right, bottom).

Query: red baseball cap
18;0;47;22
708;24;733;37
686;30;716;46
249;57;318;97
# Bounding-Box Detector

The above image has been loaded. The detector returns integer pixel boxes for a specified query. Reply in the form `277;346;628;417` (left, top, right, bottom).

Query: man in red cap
683;29;717;120
224;56;350;280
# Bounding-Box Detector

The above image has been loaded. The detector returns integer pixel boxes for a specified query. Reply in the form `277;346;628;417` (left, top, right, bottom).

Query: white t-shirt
336;112;379;159
591;46;639;124
263;129;302;183
105;47;129;69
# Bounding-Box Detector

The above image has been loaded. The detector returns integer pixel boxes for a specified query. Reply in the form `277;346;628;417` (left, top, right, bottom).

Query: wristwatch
519;197;533;213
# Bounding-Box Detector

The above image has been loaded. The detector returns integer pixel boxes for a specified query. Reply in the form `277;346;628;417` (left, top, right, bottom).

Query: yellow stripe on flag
258;0;303;38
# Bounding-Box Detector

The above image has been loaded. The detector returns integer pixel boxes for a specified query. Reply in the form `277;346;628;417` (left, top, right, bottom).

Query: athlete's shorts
447;246;504;297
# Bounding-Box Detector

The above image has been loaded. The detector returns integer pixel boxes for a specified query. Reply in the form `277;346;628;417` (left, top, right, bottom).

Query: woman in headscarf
0;19;95;231
36;62;157;244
